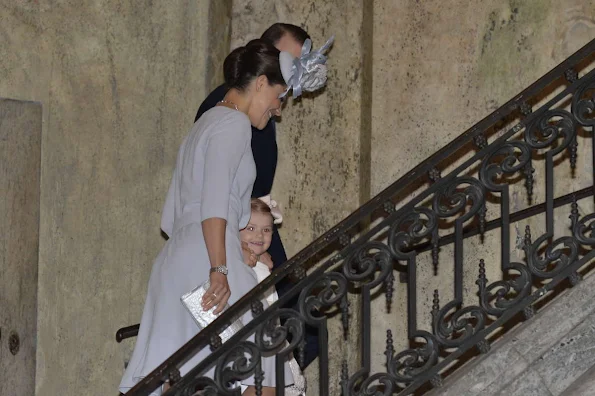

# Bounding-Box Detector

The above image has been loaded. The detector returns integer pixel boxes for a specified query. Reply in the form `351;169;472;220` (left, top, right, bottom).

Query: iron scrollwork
179;342;262;396
346;372;399;396
525;234;579;278
571;79;595;126
480;141;532;192
432;176;485;222
573;213;595;246
524;109;577;155
432;299;486;348
254;308;305;357
387;331;440;385
298;272;349;324
343;241;394;288
388;207;438;279
477;259;532;317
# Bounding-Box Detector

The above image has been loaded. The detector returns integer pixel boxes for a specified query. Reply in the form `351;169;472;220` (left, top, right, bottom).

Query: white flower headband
279;35;335;99
258;195;283;225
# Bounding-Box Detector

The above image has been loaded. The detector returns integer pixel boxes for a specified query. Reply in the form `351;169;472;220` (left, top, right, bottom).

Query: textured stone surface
564;365;595;396
512;269;595;363
371;0;595;196
428;342;528;396
205;0;232;93
495;368;554;396
0;1;219;395
0;98;41;396
533;313;595;395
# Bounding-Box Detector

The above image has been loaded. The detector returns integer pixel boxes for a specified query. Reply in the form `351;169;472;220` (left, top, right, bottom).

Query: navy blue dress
195;84;318;368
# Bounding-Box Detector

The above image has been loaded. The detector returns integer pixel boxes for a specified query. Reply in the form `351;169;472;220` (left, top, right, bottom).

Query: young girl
240;198;306;396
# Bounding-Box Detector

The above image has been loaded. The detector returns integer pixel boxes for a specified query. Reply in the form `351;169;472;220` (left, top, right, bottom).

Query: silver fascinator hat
279;35;335;99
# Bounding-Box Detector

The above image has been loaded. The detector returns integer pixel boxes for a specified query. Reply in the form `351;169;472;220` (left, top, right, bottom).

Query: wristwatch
210;265;228;276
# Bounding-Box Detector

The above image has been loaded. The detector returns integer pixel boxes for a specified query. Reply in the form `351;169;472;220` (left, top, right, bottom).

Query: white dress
250;263;307;396
119;107;293;395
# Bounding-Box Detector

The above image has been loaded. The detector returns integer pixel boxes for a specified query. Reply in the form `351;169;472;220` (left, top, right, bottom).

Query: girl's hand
202;272;231;314
259;252;274;270
242;241;257;267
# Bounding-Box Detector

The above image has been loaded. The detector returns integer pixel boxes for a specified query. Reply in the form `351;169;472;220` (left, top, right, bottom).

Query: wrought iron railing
120;38;595;395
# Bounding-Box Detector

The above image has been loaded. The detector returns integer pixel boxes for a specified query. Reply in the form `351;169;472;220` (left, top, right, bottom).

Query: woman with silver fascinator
118;35;333;396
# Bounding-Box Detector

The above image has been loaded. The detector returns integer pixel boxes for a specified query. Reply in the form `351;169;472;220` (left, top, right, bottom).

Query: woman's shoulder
195;107;249;137
203;106;250;126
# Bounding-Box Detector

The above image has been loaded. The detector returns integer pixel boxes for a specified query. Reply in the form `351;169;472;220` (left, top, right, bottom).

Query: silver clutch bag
181;280;243;343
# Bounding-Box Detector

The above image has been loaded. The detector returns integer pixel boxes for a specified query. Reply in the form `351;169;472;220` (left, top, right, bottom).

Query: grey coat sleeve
199;114;250;222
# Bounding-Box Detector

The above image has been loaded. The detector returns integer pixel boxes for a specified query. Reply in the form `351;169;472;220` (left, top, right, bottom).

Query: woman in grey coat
119;39;291;396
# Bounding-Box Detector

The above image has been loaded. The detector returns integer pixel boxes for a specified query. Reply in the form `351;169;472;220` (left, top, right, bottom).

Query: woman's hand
201;218;230;314
259;252;274;270
242;241;257;267
202;272;231;314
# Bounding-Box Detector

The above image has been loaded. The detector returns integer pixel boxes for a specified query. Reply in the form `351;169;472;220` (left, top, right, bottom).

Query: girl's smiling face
240;212;274;256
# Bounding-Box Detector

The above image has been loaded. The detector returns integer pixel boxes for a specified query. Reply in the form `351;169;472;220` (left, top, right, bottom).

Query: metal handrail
123;38;595;395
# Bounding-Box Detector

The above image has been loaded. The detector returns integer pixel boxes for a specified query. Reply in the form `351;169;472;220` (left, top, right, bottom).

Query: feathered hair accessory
279;35;334;99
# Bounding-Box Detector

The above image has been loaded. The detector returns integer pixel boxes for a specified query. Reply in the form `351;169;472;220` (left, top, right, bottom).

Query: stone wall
368;0;595;379
229;0;595;394
2;0;594;394
372;0;595;195
228;0;595;259
0;1;230;394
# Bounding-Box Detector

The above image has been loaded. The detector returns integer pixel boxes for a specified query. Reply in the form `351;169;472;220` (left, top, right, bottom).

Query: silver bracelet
209;265;228;275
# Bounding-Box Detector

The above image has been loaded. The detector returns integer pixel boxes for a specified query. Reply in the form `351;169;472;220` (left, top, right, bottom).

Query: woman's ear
255;75;269;92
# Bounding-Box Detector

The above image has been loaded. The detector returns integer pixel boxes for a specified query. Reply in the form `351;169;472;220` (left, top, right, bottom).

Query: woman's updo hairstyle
223;39;286;91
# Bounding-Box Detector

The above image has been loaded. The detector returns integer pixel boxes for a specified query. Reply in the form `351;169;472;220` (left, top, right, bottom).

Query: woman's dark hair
223;39;285;91
261;23;310;46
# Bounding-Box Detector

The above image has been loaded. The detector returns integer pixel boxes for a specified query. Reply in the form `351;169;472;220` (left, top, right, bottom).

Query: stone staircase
428;270;595;396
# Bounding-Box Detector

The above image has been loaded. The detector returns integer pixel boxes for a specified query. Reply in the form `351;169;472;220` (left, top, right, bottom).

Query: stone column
205;0;233;93
0;98;42;396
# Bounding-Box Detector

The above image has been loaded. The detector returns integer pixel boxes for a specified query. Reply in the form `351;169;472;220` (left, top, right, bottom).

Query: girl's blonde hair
250;198;273;220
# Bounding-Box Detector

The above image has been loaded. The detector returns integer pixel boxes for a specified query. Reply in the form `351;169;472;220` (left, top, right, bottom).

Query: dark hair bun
223;46;247;88
223;39;285;91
